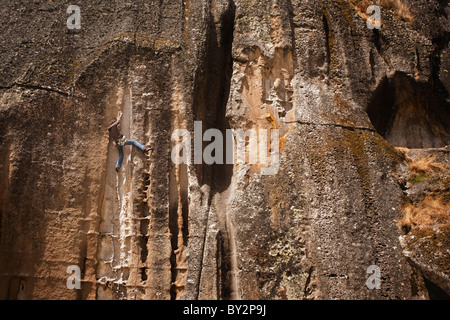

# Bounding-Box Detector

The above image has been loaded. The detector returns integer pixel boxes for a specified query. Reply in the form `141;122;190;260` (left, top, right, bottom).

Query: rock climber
108;112;152;172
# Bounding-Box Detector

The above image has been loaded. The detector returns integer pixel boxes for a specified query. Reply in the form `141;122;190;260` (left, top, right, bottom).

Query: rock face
0;0;448;300
401;225;450;298
397;147;450;299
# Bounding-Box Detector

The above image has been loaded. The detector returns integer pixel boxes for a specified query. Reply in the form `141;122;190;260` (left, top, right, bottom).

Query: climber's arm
107;112;123;130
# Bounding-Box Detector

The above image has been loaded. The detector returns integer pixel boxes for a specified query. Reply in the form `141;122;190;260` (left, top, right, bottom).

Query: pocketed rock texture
0;0;449;300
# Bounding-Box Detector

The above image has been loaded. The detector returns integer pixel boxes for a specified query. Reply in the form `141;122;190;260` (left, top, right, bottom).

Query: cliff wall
0;0;448;299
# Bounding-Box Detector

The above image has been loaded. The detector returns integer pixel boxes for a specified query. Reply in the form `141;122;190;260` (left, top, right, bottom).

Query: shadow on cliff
190;0;236;300
192;0;235;194
367;71;450;148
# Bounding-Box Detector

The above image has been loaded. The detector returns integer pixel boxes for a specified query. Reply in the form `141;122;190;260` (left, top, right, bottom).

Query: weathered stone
400;225;450;297
0;0;448;300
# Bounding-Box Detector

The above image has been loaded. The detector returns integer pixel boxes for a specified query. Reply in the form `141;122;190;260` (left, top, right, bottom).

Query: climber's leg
116;145;124;171
125;140;146;151
125;140;152;152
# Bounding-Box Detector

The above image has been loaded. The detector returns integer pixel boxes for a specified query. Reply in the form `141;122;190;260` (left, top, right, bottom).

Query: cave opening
367;72;450;148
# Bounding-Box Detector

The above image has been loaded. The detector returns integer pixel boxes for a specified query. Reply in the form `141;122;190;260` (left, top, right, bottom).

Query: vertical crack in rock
169;161;189;299
189;0;236;300
169;77;190;299
93;47;178;300
322;10;332;77
96;85;135;299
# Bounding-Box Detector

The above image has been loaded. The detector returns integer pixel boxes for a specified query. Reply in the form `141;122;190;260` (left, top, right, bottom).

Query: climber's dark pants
116;139;146;168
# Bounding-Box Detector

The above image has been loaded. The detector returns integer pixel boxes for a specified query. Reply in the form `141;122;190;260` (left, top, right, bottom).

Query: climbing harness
116;137;128;147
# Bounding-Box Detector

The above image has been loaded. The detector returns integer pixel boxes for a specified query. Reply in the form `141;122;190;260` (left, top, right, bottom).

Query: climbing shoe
116;166;120;172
